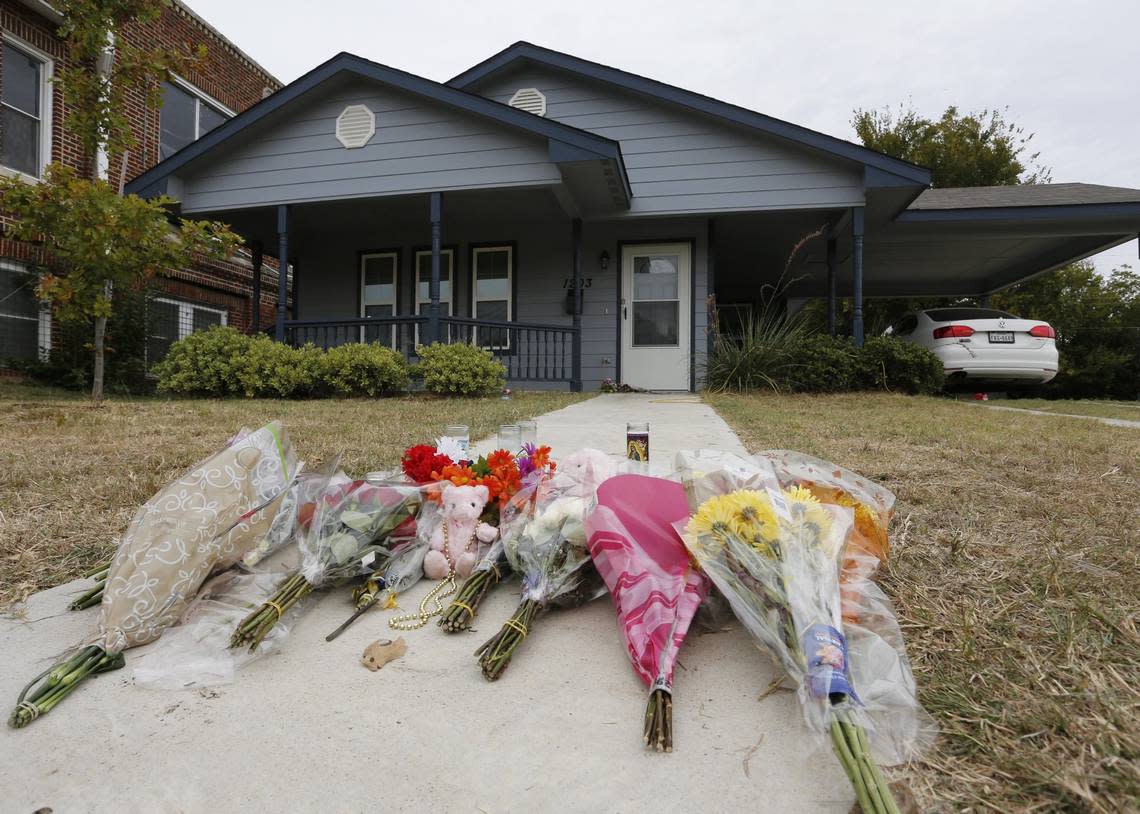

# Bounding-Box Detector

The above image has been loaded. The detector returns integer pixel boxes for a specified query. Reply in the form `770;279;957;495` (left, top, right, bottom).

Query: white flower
435;436;467;462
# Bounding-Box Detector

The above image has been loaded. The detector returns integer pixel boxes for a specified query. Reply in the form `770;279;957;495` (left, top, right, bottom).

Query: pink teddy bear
423;483;499;580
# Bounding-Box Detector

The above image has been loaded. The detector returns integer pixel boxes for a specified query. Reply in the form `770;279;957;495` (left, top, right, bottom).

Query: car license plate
988;332;1014;343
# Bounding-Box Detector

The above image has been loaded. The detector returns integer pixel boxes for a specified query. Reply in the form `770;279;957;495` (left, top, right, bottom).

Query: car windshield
924;307;1018;322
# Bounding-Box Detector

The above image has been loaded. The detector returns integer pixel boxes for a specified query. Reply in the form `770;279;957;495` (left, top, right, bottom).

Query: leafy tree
0;0;237;401
852;104;1051;187
0;166;240;383
991;262;1139;399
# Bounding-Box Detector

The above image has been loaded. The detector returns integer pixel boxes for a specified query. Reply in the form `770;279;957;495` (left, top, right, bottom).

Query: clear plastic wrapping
675;449;933;765
133;570;299;689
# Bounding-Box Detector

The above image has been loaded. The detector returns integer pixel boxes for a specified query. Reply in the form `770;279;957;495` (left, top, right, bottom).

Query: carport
712;183;1140;343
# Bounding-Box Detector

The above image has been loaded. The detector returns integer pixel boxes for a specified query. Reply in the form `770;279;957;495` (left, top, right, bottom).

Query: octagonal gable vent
508;87;546;117
336;104;375;148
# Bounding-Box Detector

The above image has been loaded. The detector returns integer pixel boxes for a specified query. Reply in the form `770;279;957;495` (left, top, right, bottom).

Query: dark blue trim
125;51;630;204
897;201;1140;223
448;42;932;188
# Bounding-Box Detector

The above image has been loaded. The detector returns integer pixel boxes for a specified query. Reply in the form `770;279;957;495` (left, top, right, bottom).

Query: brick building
0;0;282;364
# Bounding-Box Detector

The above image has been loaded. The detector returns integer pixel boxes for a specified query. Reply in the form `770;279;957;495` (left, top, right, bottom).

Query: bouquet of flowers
11;422;296;727
676;453;900;813
439;443;556;632
66;424;302;611
475;449;616;680
230;470;422;651
584;474;709;752
759;451;893;624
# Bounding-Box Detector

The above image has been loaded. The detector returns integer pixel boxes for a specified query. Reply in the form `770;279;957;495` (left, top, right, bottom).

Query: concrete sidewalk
0;394;851;814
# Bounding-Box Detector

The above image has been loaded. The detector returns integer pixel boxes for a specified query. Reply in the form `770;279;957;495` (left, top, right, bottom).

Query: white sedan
886;307;1059;384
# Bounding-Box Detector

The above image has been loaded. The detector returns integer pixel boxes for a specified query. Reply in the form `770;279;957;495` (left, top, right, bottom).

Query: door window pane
160;82;196;160
2;43;41;115
633;255;679;300
633;301;679;346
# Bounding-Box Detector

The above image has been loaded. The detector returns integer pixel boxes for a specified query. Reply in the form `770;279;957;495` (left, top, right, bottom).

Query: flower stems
9;644;125;728
829;711;900;814
68;563;110;611
229;571;313;652
643;688;673;752
474;598;541;680
439;565;504;633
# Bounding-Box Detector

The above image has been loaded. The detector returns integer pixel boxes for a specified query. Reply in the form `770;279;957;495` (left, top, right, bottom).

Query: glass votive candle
626;421;649;462
445;424;470;458
518;420;538;448
497;423;521;451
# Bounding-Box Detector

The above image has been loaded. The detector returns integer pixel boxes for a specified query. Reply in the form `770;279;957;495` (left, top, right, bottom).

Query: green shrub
704;313;810;392
234;336;325;398
321;342;410;397
415;342;506;396
856;336;945;395
784;334;859;392
152;325;251;396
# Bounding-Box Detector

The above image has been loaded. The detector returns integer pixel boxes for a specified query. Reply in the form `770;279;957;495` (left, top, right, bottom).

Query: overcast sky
188;0;1139;274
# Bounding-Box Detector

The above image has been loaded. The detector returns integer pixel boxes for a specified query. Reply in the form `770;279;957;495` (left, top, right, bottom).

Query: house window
472;246;513;348
415;249;453;343
159;79;231;160
360;251;398;345
147;297;226;364
415;249;453;316
0;260;50;360
0;37;52;179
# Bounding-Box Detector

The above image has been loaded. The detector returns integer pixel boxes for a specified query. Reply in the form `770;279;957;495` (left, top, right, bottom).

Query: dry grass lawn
0;382;585;606
990;398;1140;423
709;391;1139;813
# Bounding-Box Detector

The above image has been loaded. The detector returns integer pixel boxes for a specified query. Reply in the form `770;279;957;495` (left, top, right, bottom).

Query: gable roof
126;51;631;202
448;41;932;189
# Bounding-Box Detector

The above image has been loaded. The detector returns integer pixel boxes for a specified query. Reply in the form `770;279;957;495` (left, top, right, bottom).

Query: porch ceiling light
336;104;376;148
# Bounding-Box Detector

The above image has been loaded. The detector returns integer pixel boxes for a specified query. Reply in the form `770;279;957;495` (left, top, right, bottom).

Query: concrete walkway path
0;394;850;814
979;403;1140;429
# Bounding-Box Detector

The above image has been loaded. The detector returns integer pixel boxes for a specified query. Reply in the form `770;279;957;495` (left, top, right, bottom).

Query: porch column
250;240;263;334
707;219;716;355
427;192;441;345
275;205;289;342
826;236;837;337
852;207;865;347
571;217;583;392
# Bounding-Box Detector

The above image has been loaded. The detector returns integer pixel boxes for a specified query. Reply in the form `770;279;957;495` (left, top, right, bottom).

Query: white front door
620;243;691;390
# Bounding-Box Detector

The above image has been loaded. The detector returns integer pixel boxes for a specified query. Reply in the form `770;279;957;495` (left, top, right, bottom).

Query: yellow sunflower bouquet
677;455;900;814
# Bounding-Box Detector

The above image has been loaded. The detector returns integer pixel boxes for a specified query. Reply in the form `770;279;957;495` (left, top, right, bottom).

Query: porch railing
283;315;580;387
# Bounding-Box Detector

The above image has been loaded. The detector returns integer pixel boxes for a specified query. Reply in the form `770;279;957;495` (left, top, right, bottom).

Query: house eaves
448;41;932;190
126;51;632;205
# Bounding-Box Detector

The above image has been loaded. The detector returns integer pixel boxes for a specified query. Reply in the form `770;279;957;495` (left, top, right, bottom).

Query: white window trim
471;245;513;348
0;31;54;183
414;249;454;316
0;259;50;360
359;251;399;346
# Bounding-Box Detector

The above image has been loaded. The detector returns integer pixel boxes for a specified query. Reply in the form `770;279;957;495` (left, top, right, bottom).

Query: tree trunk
91;279;112;403
91;312;106;402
